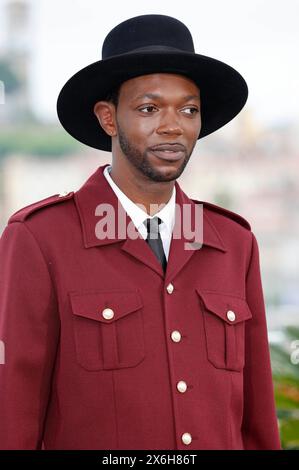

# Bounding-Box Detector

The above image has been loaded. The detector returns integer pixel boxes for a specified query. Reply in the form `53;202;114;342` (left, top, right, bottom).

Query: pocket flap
196;289;252;324
69;289;143;323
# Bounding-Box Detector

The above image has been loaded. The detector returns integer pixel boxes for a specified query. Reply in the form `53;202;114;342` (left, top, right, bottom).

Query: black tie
144;217;167;273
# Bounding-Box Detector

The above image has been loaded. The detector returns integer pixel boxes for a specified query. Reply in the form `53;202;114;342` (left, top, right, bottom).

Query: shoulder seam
8;191;74;224
192;199;251;230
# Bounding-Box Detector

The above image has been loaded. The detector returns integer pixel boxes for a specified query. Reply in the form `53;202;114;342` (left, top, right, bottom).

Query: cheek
125;120;156;144
134;117;157;135
119;111;154;135
187;117;202;138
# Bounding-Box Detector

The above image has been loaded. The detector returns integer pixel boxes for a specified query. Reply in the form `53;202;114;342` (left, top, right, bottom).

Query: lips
150;143;185;152
149;143;185;162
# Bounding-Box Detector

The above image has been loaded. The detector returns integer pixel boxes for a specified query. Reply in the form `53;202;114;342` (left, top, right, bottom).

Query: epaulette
8;191;74;223
191;199;251;230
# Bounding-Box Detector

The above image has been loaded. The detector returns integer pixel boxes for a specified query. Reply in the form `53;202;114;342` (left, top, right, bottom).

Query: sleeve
241;231;282;449
0;221;60;449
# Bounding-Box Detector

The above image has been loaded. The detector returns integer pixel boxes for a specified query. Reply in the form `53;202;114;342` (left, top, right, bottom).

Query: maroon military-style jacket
0;163;281;450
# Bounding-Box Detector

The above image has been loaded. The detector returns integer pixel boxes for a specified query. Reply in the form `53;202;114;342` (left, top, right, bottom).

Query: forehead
119;73;200;99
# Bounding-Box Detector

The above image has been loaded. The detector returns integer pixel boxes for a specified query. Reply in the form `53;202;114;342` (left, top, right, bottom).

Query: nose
156;108;183;136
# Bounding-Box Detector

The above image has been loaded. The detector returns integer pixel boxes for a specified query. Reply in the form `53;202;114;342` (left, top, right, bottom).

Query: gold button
171;330;181;343
182;432;192;445
166;283;174;294
102;308;114;320
227;310;236;322
177;381;187;393
58;191;69;197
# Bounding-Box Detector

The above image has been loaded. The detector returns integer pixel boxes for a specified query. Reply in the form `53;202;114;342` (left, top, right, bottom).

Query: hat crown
102;14;195;59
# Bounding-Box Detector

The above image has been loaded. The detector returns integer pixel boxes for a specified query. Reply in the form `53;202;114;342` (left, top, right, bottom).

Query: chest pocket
69;289;145;371
196;290;253;372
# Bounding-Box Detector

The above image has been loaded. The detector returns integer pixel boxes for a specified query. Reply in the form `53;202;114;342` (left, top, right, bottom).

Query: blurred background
0;0;298;448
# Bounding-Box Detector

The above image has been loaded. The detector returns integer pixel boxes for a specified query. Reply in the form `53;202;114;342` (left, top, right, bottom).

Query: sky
0;0;298;128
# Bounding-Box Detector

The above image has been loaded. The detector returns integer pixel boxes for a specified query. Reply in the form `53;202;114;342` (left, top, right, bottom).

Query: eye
181;107;199;115
138;105;158;113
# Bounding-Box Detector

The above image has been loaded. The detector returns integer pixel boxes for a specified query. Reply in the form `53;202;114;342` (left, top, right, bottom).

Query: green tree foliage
0;125;81;158
271;326;299;449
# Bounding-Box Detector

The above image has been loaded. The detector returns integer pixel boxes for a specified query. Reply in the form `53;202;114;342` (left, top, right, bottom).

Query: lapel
74;163;227;282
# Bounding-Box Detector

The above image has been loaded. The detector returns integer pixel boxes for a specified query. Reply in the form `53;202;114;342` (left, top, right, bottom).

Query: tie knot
144;217;162;236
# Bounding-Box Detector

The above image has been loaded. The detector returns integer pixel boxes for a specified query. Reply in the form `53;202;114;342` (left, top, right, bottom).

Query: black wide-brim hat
57;14;248;152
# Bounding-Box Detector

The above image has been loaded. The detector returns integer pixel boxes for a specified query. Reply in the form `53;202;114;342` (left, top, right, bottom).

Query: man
0;14;281;450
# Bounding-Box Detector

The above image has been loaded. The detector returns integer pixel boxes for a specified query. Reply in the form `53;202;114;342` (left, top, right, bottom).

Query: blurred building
0;0;33;123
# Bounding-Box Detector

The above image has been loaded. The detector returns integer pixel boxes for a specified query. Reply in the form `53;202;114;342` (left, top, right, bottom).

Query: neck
109;160;175;216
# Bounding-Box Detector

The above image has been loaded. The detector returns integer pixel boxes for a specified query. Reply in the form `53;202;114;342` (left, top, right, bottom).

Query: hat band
104;44;195;59
104;45;191;59
129;44;192;53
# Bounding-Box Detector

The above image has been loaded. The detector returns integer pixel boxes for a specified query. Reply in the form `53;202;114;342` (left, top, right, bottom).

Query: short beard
116;120;194;182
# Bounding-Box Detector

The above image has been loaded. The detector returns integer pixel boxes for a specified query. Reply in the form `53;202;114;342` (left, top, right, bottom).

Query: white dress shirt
103;164;176;260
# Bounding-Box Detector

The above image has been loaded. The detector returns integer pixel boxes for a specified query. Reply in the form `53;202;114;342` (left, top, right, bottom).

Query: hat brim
56;50;248;151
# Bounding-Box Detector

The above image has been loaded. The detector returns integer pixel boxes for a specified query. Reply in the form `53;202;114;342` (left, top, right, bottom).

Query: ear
93;101;117;137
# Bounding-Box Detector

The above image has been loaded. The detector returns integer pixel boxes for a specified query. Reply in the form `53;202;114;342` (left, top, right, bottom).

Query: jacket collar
74;163;227;281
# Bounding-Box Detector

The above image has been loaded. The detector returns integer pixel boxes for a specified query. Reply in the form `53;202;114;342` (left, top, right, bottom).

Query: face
96;73;201;182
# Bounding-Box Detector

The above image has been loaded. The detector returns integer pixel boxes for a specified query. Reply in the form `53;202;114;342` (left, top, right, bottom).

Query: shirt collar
104;164;176;234
74;163;228;255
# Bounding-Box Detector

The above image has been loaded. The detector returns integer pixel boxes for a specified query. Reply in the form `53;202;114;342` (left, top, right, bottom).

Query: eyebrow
132;93;200;102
